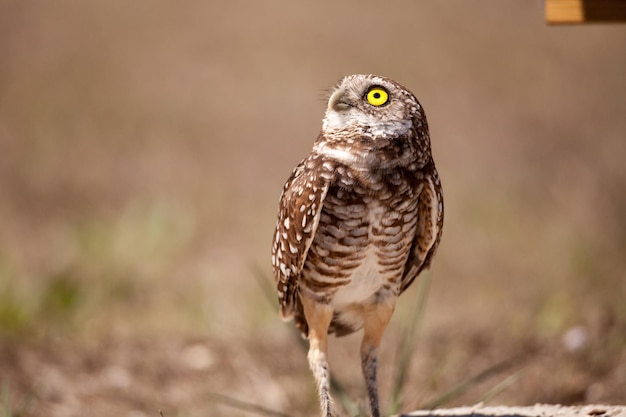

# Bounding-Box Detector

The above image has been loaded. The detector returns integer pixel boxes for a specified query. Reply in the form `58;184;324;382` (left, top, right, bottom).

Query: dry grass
0;1;625;416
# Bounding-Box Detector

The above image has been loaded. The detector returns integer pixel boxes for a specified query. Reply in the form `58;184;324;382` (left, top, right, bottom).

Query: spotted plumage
271;74;443;417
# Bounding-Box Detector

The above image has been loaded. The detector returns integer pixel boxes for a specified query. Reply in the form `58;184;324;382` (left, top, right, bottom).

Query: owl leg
361;299;395;417
301;296;335;417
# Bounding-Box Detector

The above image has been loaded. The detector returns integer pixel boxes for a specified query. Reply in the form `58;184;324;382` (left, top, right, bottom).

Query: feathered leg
361;299;395;417
301;296;335;417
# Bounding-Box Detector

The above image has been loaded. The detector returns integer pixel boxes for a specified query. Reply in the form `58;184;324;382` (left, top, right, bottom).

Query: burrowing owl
271;74;443;417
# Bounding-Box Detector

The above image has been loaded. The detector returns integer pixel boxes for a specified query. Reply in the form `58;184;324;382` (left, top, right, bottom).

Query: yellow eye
366;87;389;106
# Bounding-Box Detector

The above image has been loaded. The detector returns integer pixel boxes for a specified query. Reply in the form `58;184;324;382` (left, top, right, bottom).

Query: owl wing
400;167;444;293
272;157;330;321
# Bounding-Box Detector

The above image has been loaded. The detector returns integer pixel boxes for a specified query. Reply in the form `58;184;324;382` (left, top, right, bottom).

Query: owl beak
328;88;352;111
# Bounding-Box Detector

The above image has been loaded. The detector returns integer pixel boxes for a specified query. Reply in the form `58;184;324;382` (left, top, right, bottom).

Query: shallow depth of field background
0;1;625;416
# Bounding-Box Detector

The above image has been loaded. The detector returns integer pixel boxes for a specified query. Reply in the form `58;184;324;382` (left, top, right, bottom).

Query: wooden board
401;404;626;417
545;0;626;23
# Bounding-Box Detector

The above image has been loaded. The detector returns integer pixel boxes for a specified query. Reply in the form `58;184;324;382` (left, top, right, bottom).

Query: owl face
322;74;422;139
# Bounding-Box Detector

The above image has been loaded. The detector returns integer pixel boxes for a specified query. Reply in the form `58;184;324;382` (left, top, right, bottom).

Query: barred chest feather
300;160;423;331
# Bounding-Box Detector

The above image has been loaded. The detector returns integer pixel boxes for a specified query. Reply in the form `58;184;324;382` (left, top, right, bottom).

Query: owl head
317;74;431;169
322;74;427;140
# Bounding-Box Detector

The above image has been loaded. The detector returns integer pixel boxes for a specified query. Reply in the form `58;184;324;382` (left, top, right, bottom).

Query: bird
271;74;443;417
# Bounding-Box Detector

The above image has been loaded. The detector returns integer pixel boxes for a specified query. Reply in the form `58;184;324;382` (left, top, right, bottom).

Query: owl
271;74;443;417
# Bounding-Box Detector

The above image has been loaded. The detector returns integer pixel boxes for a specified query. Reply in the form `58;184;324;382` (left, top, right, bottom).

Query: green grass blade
476;367;527;404
389;271;433;414
207;392;296;417
1;380;38;417
2;381;9;417
251;264;278;312
422;355;523;410
330;375;362;417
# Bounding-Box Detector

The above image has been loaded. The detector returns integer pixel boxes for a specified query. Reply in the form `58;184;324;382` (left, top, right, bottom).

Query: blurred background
0;1;625;416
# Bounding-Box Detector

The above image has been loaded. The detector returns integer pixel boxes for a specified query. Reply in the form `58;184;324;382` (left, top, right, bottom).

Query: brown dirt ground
0;1;625;417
